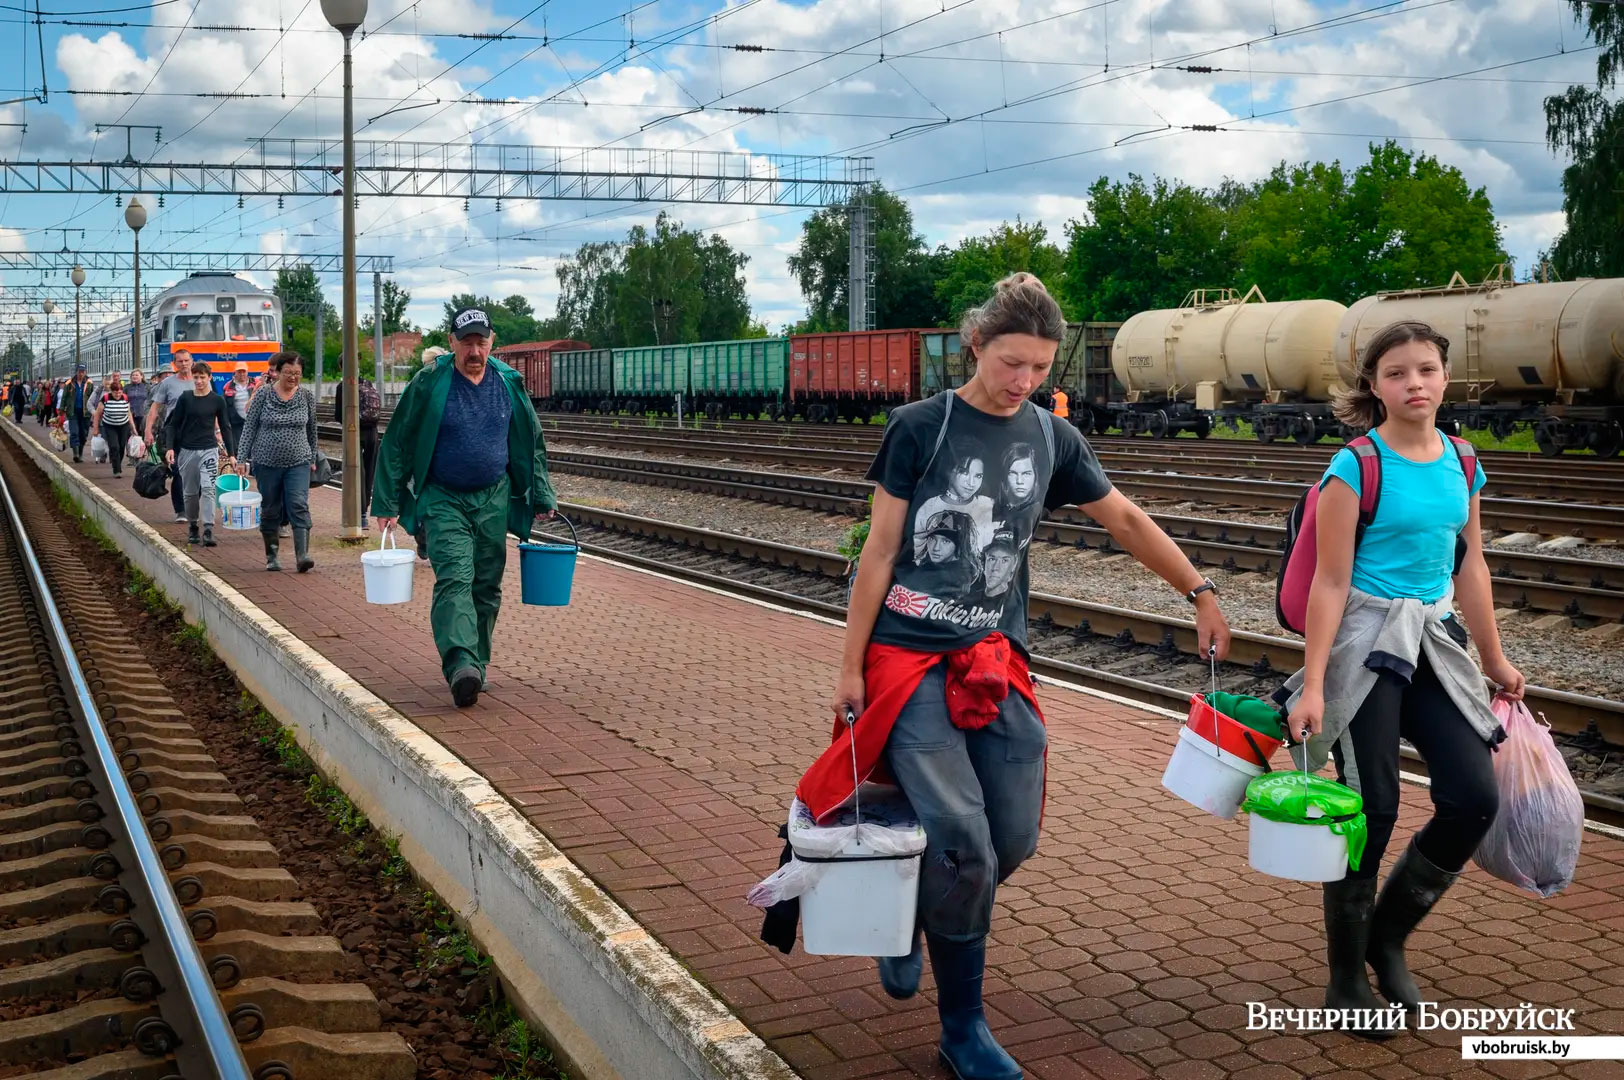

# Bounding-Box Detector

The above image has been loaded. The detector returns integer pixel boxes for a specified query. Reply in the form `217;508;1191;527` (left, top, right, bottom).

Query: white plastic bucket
795;833;923;957
220;487;262;531
1248;814;1349;882
361;529;416;604
1162;726;1264;820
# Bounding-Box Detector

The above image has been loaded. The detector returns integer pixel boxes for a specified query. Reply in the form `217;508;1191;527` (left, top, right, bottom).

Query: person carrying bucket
801;273;1233;1080
371;306;557;709
1279;320;1523;1039
236;352;320;573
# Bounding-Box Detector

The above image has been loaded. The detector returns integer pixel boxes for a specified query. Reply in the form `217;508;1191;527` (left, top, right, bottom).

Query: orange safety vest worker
1051;388;1069;419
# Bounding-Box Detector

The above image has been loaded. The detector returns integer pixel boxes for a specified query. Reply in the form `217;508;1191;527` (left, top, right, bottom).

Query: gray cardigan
1275;584;1505;794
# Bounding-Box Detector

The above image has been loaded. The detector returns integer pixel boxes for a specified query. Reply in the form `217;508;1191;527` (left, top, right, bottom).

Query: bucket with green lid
1242;772;1367;882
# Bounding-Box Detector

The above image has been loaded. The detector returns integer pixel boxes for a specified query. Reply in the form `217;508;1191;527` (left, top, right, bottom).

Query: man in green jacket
372;307;557;707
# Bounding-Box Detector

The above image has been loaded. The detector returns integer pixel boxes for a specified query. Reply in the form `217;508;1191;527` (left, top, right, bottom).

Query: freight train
37;272;283;392
497;270;1623;457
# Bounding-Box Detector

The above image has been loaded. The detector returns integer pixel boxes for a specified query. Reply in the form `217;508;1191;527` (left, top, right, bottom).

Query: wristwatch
1185;577;1218;604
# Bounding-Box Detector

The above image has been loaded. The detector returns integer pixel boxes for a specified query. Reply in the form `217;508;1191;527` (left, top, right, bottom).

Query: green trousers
419;477;510;684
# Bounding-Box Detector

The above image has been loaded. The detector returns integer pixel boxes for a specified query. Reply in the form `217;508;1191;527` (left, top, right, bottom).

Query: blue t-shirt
428;368;512;491
1322;429;1487;603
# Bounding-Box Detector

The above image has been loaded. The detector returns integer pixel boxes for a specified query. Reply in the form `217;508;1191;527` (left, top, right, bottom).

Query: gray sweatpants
177;447;221;528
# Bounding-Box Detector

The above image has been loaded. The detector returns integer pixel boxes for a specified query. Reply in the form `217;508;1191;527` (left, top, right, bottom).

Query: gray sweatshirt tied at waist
1274;584;1506;793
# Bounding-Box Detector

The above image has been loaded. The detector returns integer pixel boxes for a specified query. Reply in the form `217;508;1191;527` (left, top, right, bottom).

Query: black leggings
1331;654;1499;880
103;422;131;474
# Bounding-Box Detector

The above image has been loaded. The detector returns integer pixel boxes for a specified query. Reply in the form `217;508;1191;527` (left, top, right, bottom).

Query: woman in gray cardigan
1283;320;1523;1039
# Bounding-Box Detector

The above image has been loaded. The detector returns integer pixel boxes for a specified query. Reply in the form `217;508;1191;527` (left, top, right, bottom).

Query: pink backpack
1276;434;1479;634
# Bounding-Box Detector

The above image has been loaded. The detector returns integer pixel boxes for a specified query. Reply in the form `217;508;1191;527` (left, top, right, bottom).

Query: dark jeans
361;424;378;516
255;463;312;534
1331;655;1499;880
103;422;132;476
68;410;89;455
882;663;1047;942
229;412;245;449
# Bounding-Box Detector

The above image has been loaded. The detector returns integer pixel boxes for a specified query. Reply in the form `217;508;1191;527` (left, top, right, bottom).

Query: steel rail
0;462;252;1078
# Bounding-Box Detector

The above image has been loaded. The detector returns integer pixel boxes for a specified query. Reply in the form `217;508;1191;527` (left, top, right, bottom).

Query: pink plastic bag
1472;697;1583;897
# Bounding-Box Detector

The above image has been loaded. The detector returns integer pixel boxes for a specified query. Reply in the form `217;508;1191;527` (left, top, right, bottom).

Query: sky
0;0;1609;347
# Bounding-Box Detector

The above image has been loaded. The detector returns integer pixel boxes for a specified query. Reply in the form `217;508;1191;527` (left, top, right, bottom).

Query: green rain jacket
370;354;557;539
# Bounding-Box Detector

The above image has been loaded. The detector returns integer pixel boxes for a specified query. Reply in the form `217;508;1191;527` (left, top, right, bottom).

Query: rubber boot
263;533;281;572
927;934;1022;1080
293;527;314;573
1322;877;1396;1041
877;924;923;1000
1367;840;1458;1014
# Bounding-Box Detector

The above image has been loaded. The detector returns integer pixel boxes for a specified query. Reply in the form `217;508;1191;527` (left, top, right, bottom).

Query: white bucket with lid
361;528;416;604
220;482;262;531
1249;814;1349;882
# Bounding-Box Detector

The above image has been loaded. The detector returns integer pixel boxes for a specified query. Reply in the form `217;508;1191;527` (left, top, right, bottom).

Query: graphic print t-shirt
866;392;1113;655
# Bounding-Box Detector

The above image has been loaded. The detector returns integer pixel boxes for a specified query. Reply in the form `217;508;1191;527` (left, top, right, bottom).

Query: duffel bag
133;459;169;499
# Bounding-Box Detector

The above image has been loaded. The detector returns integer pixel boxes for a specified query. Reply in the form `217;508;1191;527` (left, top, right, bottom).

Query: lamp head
124;198;147;231
321;0;367;33
26;317;34;329
43;300;56;315
71;266;85;287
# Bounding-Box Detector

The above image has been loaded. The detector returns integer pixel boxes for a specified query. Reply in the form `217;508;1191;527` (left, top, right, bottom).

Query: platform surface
30;423;1624;1080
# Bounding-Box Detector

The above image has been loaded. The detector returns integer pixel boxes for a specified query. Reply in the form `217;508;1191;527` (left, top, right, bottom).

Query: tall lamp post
324;0;367;538
42;301;55;375
71;268;84;375
25;317;35;381
125;199;147;375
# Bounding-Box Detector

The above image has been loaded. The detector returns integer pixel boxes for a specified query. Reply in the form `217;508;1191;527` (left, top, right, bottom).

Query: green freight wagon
688;337;789;419
550;347;614;413
920;331;972;396
920;323;1122;426
613;344;688;414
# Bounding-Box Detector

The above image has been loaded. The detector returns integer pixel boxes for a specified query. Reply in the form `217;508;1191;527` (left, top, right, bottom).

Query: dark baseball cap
452;307;493;339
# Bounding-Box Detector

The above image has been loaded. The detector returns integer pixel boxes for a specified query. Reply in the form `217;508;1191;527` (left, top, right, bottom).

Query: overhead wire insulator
1189;124;1220;132
732;44;765;52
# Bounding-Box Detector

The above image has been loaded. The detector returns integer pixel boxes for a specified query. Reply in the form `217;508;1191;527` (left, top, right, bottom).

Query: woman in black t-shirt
829;273;1233;1080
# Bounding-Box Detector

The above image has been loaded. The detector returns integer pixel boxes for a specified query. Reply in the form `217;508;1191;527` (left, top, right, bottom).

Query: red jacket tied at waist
795;633;1045;823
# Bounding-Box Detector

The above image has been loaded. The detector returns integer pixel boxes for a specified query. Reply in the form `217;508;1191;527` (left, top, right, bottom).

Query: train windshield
172;314;224;342
229;314;277;341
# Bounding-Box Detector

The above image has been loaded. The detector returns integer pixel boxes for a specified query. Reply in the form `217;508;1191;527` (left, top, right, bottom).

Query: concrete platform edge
5;420;799;1080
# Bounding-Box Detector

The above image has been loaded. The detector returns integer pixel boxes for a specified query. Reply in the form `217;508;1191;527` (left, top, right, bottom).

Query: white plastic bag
126;435;146;461
89;435;109;463
747;786;926;908
1472;697;1584;897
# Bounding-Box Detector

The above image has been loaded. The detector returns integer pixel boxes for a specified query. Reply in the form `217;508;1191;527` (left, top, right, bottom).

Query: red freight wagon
788;329;924;422
493;340;590;405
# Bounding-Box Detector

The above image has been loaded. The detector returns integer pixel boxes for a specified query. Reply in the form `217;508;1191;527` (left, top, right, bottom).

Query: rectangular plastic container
795;833;923;957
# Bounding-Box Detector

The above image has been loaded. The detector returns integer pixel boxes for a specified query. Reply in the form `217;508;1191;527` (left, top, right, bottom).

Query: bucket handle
537;511;579;552
378;526;397;552
843;705;863;833
1242;730;1273;773
1205;644;1221;760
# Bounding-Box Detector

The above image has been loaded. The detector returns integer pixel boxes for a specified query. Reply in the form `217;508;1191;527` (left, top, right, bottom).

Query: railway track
0;440;414;1077
534;504;1624;828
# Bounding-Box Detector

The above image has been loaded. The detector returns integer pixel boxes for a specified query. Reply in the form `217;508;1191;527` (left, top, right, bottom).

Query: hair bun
997;271;1047;295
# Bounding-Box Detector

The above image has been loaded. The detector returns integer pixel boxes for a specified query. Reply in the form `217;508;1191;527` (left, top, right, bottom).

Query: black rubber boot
450;667;482;708
202;526;216;548
1322;877;1396;1041
927;934;1022;1080
293;527;314;573
263;533;281;572
1367;840;1459;1014
187;523;200;545
877;924;923;1000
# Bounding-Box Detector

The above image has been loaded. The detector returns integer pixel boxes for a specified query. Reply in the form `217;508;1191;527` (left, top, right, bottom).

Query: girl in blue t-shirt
1287;321;1524;1037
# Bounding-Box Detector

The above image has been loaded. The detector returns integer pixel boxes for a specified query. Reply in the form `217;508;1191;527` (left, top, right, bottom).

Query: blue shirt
1323;429;1487;603
428;368;511;491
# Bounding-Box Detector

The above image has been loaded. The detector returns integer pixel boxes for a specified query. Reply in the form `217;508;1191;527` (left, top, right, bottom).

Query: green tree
555;241;626;347
3;340;33;377
439;293;542;344
617;213;704;345
273;264;339;326
934;219;1067;324
361;279;414;336
1060;174;1242;319
1233;160;1357;301
695;232;752;342
1544;3;1624;277
787;185;947;330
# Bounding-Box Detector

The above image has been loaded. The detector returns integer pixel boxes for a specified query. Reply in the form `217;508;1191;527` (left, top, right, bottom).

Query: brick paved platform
28;424;1624;1080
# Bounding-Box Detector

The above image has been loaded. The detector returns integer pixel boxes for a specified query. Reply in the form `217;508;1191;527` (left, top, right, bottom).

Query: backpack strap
917;390;956;478
1035;402;1056;465
1345;435;1382;527
1447;435;1479;493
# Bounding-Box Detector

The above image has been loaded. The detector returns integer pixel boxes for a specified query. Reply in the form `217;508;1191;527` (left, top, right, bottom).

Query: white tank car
1107;287;1347;441
1335;274;1624;456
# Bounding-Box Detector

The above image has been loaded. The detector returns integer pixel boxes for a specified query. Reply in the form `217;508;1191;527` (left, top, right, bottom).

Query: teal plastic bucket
518;513;579;606
217;472;248;495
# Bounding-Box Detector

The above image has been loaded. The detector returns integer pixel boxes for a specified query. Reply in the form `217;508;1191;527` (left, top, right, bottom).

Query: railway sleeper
0;900;323;965
0;932;347;1002
24;1027;416;1080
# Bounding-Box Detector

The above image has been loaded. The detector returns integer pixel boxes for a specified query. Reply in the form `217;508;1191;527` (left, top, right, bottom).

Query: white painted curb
5;419;797;1080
